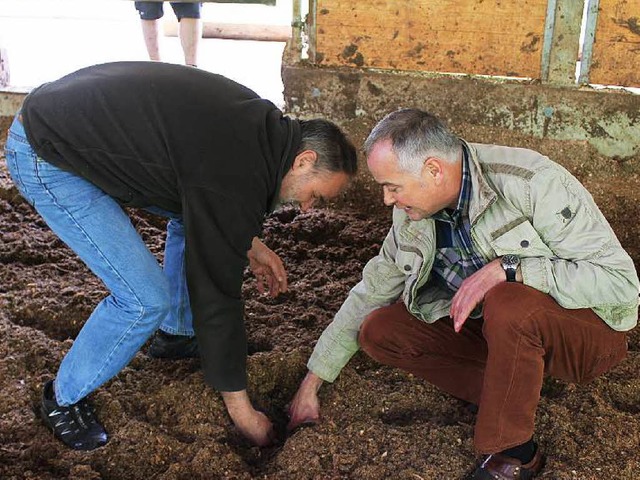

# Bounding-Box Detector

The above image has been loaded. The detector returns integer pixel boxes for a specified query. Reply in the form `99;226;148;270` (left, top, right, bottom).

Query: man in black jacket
4;61;358;450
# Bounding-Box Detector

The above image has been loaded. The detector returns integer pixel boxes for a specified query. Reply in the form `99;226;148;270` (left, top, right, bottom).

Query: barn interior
0;1;639;479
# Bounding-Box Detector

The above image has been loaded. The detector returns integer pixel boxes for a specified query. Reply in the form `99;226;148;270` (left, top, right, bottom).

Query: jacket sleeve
307;224;407;382
182;186;263;392
519;166;639;329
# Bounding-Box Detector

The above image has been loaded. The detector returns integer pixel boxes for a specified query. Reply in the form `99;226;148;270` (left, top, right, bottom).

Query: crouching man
288;109;638;479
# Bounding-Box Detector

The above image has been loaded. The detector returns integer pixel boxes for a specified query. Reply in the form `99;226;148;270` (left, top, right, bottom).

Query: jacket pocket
393;246;424;306
394;245;423;276
490;218;555;257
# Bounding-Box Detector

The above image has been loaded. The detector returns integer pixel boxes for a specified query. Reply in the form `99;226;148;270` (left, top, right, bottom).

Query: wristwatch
501;254;520;282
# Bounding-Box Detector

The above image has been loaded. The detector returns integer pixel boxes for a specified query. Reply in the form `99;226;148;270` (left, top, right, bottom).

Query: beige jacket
308;141;639;382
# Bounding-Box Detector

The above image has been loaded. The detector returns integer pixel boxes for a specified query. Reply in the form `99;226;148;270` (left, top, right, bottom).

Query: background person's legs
135;2;164;61
140;19;162;61
170;2;202;66
179;18;202;66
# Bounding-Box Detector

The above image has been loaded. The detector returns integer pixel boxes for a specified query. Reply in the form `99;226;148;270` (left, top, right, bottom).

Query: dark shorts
134;2;202;21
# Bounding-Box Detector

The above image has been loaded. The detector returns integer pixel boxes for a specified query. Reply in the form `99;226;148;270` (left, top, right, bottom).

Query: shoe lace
70;400;97;431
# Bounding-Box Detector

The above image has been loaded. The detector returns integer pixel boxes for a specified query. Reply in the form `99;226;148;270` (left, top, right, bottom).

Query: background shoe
147;330;199;359
471;446;545;479
40;380;108;451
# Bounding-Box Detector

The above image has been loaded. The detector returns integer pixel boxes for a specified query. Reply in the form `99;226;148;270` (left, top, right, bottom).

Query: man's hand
222;390;276;447
247;237;288;297
287;371;323;431
450;258;507;333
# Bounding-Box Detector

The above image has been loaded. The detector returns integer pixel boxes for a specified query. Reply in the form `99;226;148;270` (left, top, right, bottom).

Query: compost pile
1;117;639;479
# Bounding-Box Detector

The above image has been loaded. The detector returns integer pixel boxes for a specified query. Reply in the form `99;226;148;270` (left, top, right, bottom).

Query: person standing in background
135;2;202;67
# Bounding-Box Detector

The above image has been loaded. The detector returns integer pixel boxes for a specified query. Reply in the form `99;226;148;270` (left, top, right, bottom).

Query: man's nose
383;189;395;206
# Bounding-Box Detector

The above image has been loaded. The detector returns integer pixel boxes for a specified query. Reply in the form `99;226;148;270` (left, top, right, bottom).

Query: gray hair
364;109;462;174
299;119;358;176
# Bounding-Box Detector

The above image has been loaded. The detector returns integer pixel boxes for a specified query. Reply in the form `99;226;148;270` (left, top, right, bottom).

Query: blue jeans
4;116;194;405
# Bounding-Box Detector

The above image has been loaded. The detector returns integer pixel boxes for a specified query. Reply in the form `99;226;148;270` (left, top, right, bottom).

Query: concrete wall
0;89;26;119
284;65;640;161
284;0;639;181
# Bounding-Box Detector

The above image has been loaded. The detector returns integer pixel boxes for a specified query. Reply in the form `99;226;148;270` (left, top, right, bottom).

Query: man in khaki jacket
288;109;639;479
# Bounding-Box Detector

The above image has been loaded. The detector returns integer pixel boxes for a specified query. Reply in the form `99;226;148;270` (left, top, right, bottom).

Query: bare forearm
221;389;252;417
301;371;324;392
221;389;275;446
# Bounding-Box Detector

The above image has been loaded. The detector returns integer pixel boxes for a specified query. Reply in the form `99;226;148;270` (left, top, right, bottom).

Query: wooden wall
314;0;548;78
589;0;640;87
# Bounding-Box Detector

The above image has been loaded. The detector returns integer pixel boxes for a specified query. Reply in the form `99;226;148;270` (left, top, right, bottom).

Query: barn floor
1;115;639;480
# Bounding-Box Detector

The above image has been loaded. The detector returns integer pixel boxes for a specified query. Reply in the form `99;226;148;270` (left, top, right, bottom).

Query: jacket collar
268;118;301;212
393;139;497;243
462;139;497;224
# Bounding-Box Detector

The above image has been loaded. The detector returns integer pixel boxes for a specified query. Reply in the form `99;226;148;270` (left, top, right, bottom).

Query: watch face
502;254;520;268
501;254;520;282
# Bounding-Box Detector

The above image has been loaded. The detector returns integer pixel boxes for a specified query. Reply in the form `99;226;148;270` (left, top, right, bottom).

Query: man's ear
421;157;444;185
292;150;318;172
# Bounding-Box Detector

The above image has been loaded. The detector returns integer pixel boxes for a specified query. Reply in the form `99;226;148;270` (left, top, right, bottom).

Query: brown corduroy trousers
358;283;629;454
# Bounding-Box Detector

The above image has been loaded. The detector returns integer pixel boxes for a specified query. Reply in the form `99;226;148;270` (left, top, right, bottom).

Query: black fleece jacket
21;61;301;391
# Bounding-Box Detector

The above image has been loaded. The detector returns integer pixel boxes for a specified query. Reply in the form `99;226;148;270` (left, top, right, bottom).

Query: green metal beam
578;0;599;85
541;0;583;85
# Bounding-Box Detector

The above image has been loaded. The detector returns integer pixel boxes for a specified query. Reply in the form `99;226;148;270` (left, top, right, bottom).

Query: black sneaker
147;330;199;359
40;380;108;451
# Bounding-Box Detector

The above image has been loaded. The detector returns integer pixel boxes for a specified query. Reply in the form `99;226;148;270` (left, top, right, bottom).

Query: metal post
307;0;317;64
540;0;558;82
541;0;584;85
284;0;303;63
578;0;599;85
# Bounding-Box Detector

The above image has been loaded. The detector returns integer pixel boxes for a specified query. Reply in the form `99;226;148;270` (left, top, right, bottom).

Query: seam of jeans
34;164;143;308
164;220;193;336
4;148;31;203
31;164;150;403
8;128;28;144
77;302;150;401
178;244;191;334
